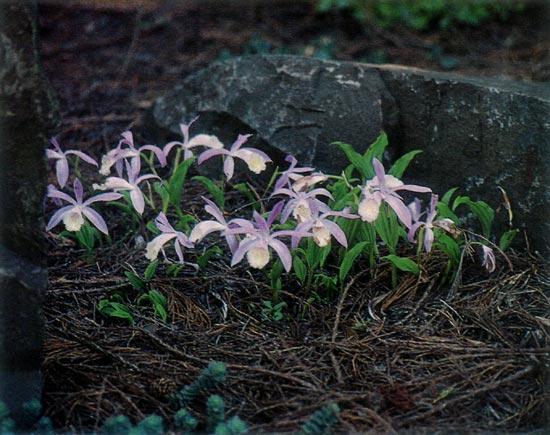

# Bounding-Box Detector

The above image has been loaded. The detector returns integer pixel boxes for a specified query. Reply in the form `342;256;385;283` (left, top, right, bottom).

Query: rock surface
152;55;550;252
0;0;59;426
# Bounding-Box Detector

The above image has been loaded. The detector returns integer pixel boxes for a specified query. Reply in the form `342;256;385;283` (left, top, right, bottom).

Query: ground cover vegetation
40;2;550;433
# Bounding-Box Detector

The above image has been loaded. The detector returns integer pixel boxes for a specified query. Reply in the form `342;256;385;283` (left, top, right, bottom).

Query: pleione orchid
189;196;238;254
407;195;462;253
197;134;272;180
293;202;358;248
46;178;122;234
274;155;316;191
146;212;194;264
95;158;160;215
273;185;333;224
99;131;167;176
46;137;98;188
481;245;496;273
407;194;439;252
163;117;224;161
224;202;311;272
358;158;431;228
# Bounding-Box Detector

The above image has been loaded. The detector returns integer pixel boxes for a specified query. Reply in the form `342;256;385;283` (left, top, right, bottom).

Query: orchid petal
46;205;74;231
47;186;78;205
321;219;348;248
394;184;432;194
174;239;185;263
186;134;224;150
73;178;85;204
197;148;227;165
189;220;227;243
202;196;226;223
155;212;176;233
139;144;167;167
268;238;292;272
224;155;235;180
424;228;435;253
146;233;177;261
385;195;413;228
229;134;252;152
55;158;70;188
65;150;98;167
231;237;258;267
163;140;183;157
252;210;269;234
82;207;110;235
267;200;285;227
130;188;145;214
104;177;134;191
84;192;123;206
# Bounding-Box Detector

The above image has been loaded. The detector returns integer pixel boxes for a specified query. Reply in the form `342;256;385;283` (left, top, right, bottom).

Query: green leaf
144;260;158;280
382;254;420;275
388;150;422;178
197;246;223;270
153;180;171;213
168;157;196;209
339;241;368;282
125;271;146;291
333;141;370;180
435;233;461;265
233;183;256;204
453;196;494;238
436;201;459;224
293;254;307;284
98;300;135;325
499;229;519;251
192;175;225;209
363;131;388;174
440;187;459;205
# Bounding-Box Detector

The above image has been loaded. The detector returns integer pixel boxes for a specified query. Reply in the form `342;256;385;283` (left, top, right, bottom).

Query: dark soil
39;2;550;434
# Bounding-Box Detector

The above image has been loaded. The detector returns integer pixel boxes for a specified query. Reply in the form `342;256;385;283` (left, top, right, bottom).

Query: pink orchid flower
224;202;310;272
146;212;194;264
162;117;224;161
46;178;122;235
100;131;166;176
407;194;439;252
293;202;358;248
481;245;496;273
358;158;431;228
272;185;333;224
189;196;239;254
274;155;316;191
197;134;272;181
96;158;160;215
46;137;98;188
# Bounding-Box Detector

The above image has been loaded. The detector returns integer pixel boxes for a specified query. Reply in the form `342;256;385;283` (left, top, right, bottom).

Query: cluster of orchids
45;118;498;278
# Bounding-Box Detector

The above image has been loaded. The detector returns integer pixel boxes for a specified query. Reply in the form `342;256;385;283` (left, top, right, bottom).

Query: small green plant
0;399;53;434
102;414;164;435
261;300;287;321
171;362;227;407
316;0;525;31
300;403;340;435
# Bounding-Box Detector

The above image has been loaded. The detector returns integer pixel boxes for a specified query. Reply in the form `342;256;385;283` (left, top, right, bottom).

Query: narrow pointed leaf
192;175;225;209
382;254;420;275
339;241;368;282
388;150;422;178
168;157;196;208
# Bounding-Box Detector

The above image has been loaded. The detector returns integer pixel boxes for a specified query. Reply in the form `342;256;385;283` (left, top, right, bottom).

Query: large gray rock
152;55;550;253
153;55;398;173
0;0;59;427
